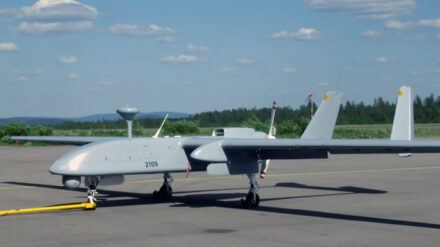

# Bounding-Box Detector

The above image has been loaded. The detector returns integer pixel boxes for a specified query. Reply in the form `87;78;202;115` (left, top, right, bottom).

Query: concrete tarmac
1;146;440;247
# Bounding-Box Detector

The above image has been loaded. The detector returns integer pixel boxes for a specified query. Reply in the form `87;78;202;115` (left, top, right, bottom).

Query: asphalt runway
1;146;440;247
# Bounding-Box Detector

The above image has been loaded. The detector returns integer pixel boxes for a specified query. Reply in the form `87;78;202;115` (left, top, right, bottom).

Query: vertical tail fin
301;91;343;140
391;86;414;157
391;86;414;141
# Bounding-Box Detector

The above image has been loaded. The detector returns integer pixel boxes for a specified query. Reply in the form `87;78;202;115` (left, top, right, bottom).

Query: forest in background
2;94;440;142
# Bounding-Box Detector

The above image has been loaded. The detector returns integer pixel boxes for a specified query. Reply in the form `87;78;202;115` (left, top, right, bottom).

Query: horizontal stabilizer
301;91;343;140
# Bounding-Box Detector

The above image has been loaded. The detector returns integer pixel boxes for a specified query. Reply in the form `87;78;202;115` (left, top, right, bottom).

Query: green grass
334;123;440;139
333;124;391;139
53;127;214;137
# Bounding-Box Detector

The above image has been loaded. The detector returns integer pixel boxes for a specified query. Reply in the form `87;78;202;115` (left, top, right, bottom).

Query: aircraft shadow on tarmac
274;182;387;194
3;181;440;230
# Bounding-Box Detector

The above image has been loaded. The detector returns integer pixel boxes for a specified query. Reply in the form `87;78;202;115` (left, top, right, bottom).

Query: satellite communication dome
117;107;139;121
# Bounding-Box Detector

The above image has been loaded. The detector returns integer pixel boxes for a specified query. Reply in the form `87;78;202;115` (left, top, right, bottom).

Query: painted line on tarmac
266;166;440;178
127;166;440;184
0;186;34;190
1;166;439;190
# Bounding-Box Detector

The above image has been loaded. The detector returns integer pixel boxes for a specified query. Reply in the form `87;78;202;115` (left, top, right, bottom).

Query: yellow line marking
0;186;35;190
265;166;440;178
1;166;439;189
127;166;440;183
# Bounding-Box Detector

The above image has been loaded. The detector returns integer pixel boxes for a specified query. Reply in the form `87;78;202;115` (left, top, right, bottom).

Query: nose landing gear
84;176;99;209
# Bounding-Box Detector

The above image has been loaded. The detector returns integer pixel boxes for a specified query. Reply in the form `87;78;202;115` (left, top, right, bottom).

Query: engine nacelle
62;176;81;189
84;175;125;187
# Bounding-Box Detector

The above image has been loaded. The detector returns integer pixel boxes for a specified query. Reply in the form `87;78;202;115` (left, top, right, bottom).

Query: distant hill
0;112;191;126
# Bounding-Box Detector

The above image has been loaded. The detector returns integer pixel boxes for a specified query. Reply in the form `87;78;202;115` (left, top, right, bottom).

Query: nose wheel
153;173;173;199
87;186;98;204
85;176;99;209
241;174;260;208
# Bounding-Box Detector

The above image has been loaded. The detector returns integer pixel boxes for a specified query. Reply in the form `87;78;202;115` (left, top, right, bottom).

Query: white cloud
18;0;97;21
18;76;27;81
419;19;440;29
58;56;78;64
13;68;44;75
283;67;296;73
237;58;256;65
161;54;203;63
68;73;79;79
95;80;116;86
306;0;416;19
218;67;233;73
0;42;19;52
186;44;209;52
375;57;389;64
271;28;323;40
384;19;414;30
0;8;17;15
362;30;383;41
362;30;380;38
17;20;92;35
156;36;175;42
108;24;176;36
216;67;244;75
15;0;96;35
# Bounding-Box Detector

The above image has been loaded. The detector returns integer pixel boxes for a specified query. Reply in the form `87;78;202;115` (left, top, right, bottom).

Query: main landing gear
153;173;173;199
241;174;260;208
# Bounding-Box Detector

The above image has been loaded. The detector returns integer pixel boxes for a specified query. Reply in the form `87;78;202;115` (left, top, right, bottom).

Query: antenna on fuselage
117;106;139;139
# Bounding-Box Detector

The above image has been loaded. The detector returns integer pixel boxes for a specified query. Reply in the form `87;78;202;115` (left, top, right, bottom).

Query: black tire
245;193;260;207
158;185;173;199
153;190;159;199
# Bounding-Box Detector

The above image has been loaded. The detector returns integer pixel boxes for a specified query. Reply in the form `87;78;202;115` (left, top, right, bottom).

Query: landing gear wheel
153;184;173;199
241;193;260;208
85;176;99;209
153;173;173;199
240;174;260;208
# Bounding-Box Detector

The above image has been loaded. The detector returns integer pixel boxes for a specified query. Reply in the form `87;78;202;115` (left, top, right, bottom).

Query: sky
0;0;440;118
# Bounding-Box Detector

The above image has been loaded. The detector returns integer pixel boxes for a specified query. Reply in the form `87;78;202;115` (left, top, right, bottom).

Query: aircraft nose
49;152;88;175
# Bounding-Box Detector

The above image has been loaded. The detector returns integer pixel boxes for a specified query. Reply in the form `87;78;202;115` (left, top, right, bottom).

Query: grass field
334;123;440;139
54;124;440;139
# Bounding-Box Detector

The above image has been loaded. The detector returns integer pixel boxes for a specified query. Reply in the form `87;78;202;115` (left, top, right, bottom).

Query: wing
10;136;122;145
189;138;440;162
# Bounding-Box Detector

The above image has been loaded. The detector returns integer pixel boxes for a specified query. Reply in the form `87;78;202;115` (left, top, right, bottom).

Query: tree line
192;94;440;126
2;94;440;140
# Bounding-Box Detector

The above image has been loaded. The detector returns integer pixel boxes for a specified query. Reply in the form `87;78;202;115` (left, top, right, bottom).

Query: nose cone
49;149;89;175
